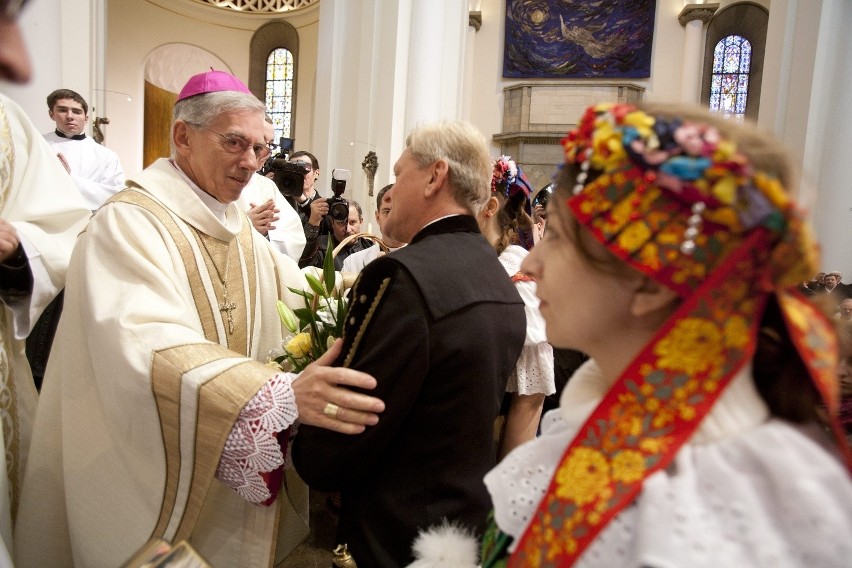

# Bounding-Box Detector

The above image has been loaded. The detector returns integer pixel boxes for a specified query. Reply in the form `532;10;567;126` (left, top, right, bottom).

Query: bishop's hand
292;338;385;434
0;219;20;264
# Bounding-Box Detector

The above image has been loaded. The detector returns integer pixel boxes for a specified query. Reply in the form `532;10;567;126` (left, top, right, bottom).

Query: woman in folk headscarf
479;103;852;568
479;156;554;458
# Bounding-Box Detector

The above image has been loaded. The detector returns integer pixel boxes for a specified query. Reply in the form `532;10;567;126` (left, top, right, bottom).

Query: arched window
265;47;294;143
250;21;299;146
700;3;767;123
709;35;751;120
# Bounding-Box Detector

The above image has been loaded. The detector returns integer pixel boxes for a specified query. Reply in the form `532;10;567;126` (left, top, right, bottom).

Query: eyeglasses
195;125;273;162
1;0;28;21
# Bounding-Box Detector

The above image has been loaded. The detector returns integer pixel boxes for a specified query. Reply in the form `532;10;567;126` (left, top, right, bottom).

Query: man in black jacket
293;120;526;567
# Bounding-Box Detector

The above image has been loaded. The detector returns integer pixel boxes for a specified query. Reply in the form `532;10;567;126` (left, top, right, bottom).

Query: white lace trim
500;245;554;396
484;360;852;567
216;372;299;504
506;342;555;395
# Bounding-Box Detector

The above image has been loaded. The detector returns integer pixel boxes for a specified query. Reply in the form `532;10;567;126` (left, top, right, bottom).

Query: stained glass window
709;35;751;121
265;48;294;144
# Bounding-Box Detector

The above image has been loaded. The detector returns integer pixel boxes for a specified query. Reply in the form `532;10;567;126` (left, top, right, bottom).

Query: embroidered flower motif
723;315;750;348
554;447;610;505
611;450;646;483
654;317;723;375
616;221;652;253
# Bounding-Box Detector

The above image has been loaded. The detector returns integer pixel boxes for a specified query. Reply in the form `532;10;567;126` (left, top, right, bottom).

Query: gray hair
170;91;265;157
405;120;490;213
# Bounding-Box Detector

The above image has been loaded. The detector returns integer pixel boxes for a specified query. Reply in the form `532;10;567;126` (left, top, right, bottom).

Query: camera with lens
533;182;554;210
327;168;351;222
263;159;309;199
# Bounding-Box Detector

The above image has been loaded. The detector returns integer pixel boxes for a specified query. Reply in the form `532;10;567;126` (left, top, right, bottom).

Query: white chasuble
15;159;308;568
0;93;89;564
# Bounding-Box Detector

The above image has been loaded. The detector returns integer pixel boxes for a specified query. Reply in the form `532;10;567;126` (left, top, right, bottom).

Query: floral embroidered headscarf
510;103;851;567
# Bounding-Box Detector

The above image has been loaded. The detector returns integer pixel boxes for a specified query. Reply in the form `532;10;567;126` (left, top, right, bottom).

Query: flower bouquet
272;237;347;372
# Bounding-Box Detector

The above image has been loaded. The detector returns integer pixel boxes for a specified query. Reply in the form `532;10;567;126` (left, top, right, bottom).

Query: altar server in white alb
43;88;125;210
237;116;306;260
15;70;384;568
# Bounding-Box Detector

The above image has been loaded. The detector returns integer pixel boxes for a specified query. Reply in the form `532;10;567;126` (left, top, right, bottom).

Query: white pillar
677;3;718;105
313;0;471;213
404;0;468;131
461;11;481;121
803;0;852;277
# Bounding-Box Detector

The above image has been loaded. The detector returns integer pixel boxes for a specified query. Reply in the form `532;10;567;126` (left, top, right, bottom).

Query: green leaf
276;300;299;333
305;273;326;297
286;286;310;299
323;234;336;293
293;307;316;324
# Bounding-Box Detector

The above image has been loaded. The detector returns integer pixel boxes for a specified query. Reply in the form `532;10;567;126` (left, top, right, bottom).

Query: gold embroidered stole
103;189;272;543
0;98;23;518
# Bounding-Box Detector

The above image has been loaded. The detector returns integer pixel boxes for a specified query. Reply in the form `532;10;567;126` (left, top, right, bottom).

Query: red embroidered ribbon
510;231;767;566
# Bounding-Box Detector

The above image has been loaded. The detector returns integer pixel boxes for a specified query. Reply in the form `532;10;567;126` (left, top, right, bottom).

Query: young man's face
49;98;88;136
376;192;392;231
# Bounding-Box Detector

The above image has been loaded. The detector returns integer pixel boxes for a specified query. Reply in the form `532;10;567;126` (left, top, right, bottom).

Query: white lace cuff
216;372;299;504
507;342;555;396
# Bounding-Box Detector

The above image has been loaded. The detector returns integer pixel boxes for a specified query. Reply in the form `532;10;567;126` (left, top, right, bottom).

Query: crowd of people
1;3;851;568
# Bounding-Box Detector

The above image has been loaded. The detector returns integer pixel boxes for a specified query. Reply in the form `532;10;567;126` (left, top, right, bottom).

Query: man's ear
424;159;449;198
173;120;191;156
630;275;679;318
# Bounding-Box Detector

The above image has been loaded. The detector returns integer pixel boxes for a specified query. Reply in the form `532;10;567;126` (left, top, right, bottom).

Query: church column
461;8;482;121
313;0;471;216
404;0;468;131
799;0;852;277
677;3;718;105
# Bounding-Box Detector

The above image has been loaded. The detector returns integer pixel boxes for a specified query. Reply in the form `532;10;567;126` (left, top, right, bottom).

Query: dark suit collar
410;214;480;245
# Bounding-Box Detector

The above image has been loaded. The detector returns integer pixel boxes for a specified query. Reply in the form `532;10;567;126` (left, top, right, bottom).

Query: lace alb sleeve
216;371;299;505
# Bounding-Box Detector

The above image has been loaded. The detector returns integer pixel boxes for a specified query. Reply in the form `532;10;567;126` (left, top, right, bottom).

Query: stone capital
469;11;482;32
678;3;719;27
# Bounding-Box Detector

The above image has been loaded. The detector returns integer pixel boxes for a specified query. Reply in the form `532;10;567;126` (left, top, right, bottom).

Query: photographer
299;199;372;270
288;150;324;226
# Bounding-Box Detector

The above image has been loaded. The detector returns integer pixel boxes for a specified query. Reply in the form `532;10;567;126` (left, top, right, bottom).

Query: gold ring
323;402;340;419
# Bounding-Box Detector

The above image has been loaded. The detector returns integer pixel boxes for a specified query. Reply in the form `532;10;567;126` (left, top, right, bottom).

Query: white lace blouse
499;245;555;396
484;359;852;567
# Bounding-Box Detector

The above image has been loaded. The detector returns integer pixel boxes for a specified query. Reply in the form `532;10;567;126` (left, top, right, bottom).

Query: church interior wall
102;0;320;175
7;0;850;276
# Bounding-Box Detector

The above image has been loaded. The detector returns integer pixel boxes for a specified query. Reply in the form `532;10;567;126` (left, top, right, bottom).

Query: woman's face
521;199;634;355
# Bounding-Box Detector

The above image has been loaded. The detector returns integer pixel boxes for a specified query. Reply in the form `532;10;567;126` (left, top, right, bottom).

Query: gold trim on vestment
104;189;218;341
237;217;257;355
174;359;273;542
0;99;12;210
149;343;235;541
343;277;391;368
192;231;250;355
0;101;21;518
